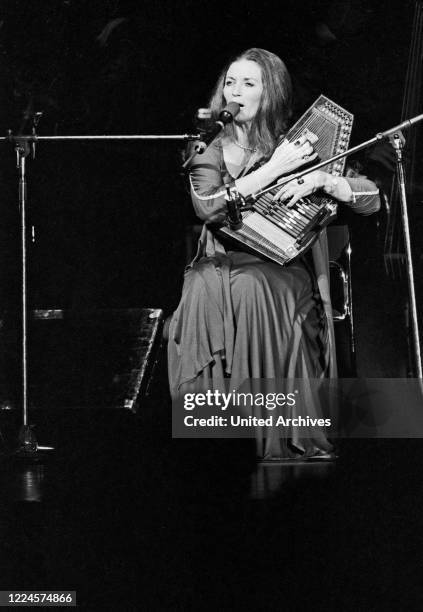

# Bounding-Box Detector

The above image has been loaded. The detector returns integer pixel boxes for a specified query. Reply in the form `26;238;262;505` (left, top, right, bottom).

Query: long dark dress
168;139;380;459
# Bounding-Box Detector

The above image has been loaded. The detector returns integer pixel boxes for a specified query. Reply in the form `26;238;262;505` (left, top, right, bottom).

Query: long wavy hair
208;48;293;158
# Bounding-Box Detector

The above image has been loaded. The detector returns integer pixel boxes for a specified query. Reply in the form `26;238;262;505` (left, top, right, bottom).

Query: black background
1;3;423;608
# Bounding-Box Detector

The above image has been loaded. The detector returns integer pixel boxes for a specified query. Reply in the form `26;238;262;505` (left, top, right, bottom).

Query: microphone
194;102;240;153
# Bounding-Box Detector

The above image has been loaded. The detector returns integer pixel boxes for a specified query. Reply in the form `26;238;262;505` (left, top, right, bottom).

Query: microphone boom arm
262;111;423;191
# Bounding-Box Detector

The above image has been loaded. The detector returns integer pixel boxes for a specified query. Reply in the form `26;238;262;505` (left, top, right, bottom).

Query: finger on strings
293;130;318;148
273;186;297;202
302;142;314;155
302;128;318;145
301;151;318;163
293;133;312;147
286;192;303;208
272;186;287;202
273;178;297;201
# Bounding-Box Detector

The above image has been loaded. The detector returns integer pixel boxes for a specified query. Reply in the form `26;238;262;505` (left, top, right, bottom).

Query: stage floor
0;394;422;610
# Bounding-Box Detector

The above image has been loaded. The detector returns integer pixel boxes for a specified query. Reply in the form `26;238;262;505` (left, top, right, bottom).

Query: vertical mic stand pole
15;138;39;455
389;131;422;378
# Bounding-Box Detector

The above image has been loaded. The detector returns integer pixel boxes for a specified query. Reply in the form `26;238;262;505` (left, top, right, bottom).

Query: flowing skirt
168;251;333;459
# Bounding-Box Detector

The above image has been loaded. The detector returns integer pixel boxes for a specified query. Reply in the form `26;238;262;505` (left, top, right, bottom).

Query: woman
168;48;380;459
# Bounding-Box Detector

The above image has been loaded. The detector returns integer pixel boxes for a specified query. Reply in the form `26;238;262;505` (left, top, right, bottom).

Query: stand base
13;424;54;461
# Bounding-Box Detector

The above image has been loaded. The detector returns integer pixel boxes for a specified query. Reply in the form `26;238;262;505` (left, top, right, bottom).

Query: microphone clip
225;185;244;230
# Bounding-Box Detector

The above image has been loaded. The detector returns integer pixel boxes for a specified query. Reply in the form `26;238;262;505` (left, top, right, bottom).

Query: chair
327;224;356;376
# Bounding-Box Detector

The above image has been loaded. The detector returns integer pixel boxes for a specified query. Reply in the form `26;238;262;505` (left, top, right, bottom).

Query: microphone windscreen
219;102;241;123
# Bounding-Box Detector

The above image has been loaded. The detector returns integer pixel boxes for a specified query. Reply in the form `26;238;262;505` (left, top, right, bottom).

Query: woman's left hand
273;170;328;207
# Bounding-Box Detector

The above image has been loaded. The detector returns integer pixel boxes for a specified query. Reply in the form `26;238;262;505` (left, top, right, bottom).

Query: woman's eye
225;81;233;86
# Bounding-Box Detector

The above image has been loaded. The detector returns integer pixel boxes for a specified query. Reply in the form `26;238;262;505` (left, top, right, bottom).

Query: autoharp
218;95;354;265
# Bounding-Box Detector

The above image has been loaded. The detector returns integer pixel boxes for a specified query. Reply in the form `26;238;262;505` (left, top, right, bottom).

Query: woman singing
168;48;380;459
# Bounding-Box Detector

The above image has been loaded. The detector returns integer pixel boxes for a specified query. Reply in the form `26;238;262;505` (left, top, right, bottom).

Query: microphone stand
1;128;200;459
248;113;423;378
388;131;421;379
16;137;33;456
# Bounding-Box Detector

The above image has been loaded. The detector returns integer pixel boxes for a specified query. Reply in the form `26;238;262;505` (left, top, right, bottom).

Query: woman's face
223;59;263;124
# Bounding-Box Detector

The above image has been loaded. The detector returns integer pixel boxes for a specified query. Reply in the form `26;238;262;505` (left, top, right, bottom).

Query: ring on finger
302;154;310;160
297;177;305;185
294;140;301;147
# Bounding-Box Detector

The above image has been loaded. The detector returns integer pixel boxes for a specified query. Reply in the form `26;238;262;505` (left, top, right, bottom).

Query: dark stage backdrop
0;0;421;373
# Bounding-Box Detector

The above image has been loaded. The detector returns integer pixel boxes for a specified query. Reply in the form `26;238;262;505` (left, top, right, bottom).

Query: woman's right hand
267;133;318;177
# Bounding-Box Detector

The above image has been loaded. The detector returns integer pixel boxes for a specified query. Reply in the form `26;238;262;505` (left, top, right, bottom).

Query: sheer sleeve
343;176;381;216
188;143;233;224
